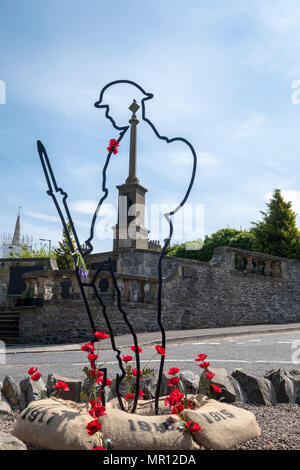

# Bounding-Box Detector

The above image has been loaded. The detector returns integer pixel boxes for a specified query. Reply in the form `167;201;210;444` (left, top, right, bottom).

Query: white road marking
278;342;294;344
249;340;261;342
72;359;295;366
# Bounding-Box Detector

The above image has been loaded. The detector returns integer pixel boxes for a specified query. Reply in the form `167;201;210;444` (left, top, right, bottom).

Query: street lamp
39;238;51;255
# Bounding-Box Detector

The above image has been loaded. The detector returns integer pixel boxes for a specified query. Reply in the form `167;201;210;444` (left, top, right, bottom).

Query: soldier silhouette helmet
94;80;153;130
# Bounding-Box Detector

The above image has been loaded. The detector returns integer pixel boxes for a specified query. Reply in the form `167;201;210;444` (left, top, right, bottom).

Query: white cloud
70;200;98;215
24;211;60;223
234;114;266;139
197;152;218;167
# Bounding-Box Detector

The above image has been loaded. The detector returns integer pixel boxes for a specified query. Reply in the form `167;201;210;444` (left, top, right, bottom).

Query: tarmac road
1;324;300;384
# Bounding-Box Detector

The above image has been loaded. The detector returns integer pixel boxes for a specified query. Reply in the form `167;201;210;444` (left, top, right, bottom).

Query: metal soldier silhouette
37;79;197;414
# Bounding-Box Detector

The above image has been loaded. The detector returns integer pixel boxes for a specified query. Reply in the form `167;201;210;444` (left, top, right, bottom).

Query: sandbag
182;399;261;450
12;397;200;450
12;398;95;450
12;396;260;451
99;409;199;450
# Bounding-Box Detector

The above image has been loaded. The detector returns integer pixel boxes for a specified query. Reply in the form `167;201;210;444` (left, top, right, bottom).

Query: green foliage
166;229;255;262
166;238;204;260
227;231;256;251
54;222;75;270
9;243;56;258
251;189;300;259
39;390;48;400
80;391;89;402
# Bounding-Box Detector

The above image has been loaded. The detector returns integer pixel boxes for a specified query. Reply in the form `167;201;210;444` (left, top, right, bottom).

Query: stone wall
7;246;300;344
161;247;300;330
87;248;174;278
18;300;159;344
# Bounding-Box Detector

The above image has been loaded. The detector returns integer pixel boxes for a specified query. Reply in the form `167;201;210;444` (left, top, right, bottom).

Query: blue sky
1;0;300;252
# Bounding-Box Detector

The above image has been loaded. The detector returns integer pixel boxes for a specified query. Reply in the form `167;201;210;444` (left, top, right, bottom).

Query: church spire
12;207;21;246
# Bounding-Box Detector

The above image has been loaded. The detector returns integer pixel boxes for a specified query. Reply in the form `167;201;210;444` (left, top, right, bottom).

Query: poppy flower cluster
27;367;42;382
120;343;168;410
185;421;201;433
53;380;69;393
164;366;201;434
195;353;222;398
107;139;120;155
81;332;113;450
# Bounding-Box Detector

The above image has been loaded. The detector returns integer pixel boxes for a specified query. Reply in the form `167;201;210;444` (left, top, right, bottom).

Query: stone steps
0;310;22;344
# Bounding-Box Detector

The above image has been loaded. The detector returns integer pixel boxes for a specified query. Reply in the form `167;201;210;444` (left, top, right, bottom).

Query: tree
166;238;204;259
9;243;56;258
251;189;300;259
54;223;75;269
166;228;255;262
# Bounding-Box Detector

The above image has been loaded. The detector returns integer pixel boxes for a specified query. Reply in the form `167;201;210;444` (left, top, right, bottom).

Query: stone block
47;374;82;402
0;391;12;416
180;370;200;395
0;431;27;450
207;368;240;403
264;368;300;404
1;375;21;409
232;370;273;405
19;376;47;411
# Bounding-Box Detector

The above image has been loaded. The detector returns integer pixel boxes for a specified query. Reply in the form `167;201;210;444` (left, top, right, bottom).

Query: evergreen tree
54;222;75;269
251;189;300;259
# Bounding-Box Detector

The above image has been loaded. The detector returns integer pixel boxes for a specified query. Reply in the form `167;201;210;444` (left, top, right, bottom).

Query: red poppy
81;342;95;353
171;403;185;414
211;384;222;394
107;139;120;155
187;400;195;410
130;345;143;353
168;367;180;376
86;419;101;436
27;367;38;376
89;397;102;408
168;377;180;387
185;421;201;433
125;393;135;401
155;345;166;356
97;377;112;387
88;369;97;379
53;381;69;392
138;389;145;398
94;332;110;341
30;372;42;381
206;371;215;380
195;354;207;362
88;353;98;363
122;355;133;363
199;362;210;369
89;404;106;418
92;447;107;450
132;368;141;378
164;388;184;407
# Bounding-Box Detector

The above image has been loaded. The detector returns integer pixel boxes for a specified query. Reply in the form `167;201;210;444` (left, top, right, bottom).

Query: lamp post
39;238;51;255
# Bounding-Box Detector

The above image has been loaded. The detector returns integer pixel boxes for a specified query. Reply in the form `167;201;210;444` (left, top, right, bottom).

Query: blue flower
78;265;88;278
